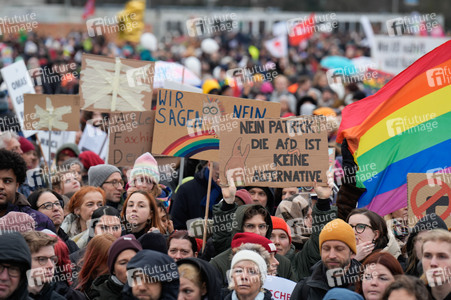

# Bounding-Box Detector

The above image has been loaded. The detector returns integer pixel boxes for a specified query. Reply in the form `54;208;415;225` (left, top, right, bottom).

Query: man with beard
291;218;360;300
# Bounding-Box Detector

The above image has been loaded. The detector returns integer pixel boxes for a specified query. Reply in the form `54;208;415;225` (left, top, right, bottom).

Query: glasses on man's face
243;223;268;231
38;201;62;210
0;264;21;277
103;180;124;188
33;256;58;266
350;223;373;234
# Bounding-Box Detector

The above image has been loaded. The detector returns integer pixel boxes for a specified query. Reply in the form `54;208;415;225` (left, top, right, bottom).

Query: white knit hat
230;249;267;283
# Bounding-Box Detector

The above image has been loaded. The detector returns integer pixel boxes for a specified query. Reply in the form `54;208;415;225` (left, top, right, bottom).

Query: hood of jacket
244;186;275;213
176;257;222;300
230;204;273;240
123;250;179;300
0;232;31;300
405;213;448;257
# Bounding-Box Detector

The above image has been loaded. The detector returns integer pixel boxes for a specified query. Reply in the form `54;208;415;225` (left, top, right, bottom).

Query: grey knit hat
88;164;121;187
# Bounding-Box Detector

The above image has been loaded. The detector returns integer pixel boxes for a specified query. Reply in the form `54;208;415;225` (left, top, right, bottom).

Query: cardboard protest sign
108;111;155;167
219;116;329;187
263;276;296;300
80;53;155;112
408;173;451;228
152;89;281;161
0;60;37;137
23;94;80;131
78;123;109;161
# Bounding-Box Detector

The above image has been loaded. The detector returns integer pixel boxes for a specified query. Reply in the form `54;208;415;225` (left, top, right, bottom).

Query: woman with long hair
120;190;165;239
76;234;116;297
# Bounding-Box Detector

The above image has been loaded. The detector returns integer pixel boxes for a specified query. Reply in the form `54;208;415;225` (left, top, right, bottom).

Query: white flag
264;35;287;58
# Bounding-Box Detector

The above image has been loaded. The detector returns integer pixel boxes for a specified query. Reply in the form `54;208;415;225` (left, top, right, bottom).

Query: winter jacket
57;227;79;254
123;250;179;300
292;202;338;279
176;258;222;300
0;232;32;300
5;192;56;232
170;167;223;229
88;274;124;300
223;289;272;300
29;283;66;300
291;259;361;300
209;204;297;285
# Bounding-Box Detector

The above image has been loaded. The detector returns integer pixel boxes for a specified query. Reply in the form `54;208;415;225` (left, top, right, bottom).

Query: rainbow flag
337;40;451;216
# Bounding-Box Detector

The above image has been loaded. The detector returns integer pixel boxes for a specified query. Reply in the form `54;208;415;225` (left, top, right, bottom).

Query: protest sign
37;131;77;163
108;111;154;167
78;123;109;161
263;276;296;300
0;60;37;137
152;89;281;161
23;94;80;131
219;116;329;187
163;80;203;93
80;53;155;112
371;36;449;74
407;173;451;228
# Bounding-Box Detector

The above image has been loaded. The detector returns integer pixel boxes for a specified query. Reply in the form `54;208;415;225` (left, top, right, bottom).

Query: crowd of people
0;20;449;300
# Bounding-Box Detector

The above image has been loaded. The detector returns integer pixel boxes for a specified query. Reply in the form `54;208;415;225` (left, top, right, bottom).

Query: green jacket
292;204;337;279
210;203;298;285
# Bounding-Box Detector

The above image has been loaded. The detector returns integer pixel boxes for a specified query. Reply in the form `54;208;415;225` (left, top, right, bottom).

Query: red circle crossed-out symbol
410;178;451;221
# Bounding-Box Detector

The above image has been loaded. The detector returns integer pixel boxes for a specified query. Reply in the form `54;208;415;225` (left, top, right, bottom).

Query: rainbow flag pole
337;40;451;216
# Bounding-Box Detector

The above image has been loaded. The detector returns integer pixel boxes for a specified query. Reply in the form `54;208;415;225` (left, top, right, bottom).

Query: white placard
78;123;108;161
263;275;297;300
37;131;77;164
0;60;37;137
371;35;450;74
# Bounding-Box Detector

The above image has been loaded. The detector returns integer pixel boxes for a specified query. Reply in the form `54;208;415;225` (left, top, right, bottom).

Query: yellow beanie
319;219;357;254
202;79;220;94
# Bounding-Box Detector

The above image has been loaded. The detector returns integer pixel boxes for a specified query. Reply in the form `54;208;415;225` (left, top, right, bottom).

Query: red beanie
271;216;292;244
235;189;253;205
79;151;105;170
19;137;35;153
231;232;277;253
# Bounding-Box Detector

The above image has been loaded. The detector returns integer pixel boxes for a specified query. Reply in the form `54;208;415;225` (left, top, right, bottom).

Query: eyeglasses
0;264;21;277
33;256;58;266
38;201;62;210
103;180;124;188
350;223;373;234
243;223;269;231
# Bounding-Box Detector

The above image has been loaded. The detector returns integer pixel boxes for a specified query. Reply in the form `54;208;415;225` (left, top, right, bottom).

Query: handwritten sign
407;173;451;228
0;60;37;137
24;94;80;131
80;53;155;112
219;116;329;187
108;111;155;167
152;89;280;161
